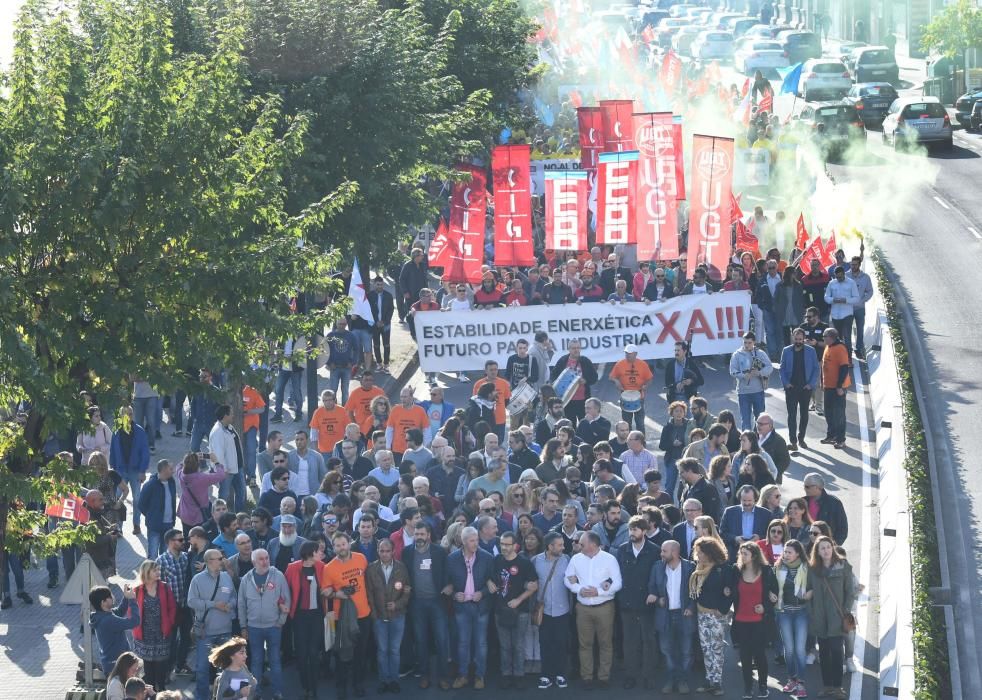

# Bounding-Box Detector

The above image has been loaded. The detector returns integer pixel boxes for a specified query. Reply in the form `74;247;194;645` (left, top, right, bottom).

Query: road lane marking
969;227;982;240
849;363;874;699
933;195;951;210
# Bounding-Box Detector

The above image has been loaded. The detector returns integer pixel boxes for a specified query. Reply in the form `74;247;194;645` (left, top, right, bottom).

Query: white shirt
260;470;302;495
690;283;708;295
447;297;471;312
563;550;623;605
665;561;683;610
296;455;310;496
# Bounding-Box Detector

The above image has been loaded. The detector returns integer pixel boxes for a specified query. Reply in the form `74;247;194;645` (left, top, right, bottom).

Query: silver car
882;96;953;151
797;59;852;100
691;30;735;60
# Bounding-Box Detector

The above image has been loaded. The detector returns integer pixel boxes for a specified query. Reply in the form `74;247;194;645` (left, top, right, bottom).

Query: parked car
691;30;735;60
639;9;670;33
778;30;822;64
711;12;744;30
655;17;690;48
797;59;852;100
843;82;899;128
729;17;760;38
669;3;699;17
673;25;702;56
734;38;789;75
882;96;953;151
953;86;982;126
744;23;777;39
837;41;867;66
850;46;899;84
971;99;982;131
791;101;867;157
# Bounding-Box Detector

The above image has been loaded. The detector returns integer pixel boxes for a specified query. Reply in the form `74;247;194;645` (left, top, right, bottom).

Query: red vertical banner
672;116;686;201
446;163;487;284
545;170;589;251
491;145;534;267
660;51;683;93
577;107;604;227
596;150;639;246
599;99;636;152
633;112;679;262
687;135;734;282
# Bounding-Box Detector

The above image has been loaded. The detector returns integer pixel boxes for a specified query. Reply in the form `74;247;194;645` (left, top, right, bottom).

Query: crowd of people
36;231;874;700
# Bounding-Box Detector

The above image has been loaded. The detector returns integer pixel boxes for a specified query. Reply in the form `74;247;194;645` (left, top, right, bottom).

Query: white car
734;38;789;75
690;30;735;60
744;23;776;39
882;96;953;150
797;59;852;100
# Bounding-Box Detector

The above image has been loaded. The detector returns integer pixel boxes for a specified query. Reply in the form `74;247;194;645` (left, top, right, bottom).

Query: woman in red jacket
286;540;328;700
757;519;790;565
133;559;176;691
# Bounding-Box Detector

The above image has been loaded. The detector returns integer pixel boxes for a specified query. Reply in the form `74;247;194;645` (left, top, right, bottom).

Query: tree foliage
0;0;351;553
921;0;982;58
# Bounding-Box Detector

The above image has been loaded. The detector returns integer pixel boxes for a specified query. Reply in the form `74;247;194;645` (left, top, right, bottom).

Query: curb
384;350;421;403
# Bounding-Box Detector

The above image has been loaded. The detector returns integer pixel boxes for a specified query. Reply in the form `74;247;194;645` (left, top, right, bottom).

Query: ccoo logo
635;123;673;158
696;148;731;178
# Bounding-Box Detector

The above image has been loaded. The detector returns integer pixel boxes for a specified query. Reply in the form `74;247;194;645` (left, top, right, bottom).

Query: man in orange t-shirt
309;389;350;454
242;385;266;484
821;327;852;449
321;531;372;695
387;386;428;458
345;371;385;426
608;344;653;431
473;360;511;440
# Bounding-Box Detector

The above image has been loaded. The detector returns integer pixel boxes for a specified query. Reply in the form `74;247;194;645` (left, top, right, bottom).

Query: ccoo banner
596;150;639;246
492;145;535;267
545;170;589;251
688;135;734;282
414;291;751;372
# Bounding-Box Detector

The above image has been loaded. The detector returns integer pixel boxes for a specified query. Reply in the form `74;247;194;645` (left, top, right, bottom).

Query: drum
620;390;642;414
552;368;581;406
507;382;537;416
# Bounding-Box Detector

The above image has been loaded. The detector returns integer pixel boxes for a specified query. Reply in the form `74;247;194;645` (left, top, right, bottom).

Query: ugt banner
545;170;589;251
672;116;686;201
414;291;752;372
596;150;639;246
445;163;487;284
491;145;534;267
688;135;734;282
600;99;636;152
633;112;679;262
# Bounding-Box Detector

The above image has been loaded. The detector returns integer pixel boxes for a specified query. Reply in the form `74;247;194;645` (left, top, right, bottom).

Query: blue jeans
146;527;172;559
133;397;157;448
274;369;303;417
663;455;679;503
374;616;406;682
189;419;214;453
243;427;258;482
247;625;283;694
454;602;489;678
659;609;696;683
46;516;79;580
124;472;143;529
218;470;246;513
327;365;353;405
852;307;866;355
832;315;854;358
195;633;230;700
777;607;810;679
762;310;781;359
738;391;766;431
413;596;450;679
1;553;25;596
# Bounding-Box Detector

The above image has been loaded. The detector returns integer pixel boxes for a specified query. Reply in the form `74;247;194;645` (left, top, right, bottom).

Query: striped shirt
156;550;191;606
620;448;657;484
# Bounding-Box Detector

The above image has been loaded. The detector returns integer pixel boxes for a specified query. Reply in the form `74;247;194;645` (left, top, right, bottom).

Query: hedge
873;252;951;699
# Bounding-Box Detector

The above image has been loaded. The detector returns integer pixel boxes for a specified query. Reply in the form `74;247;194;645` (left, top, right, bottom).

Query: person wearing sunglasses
156;528;194;675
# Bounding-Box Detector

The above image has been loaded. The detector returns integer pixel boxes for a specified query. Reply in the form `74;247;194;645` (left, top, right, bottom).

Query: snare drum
507;382;537;416
620;390;642;414
552;368;581;406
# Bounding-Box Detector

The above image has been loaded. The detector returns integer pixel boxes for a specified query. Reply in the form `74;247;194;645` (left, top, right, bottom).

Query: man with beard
780;329;819;451
615;516;660;689
663;341;704;405
403;522;452;689
591;500;629;552
798;306;829;415
535;397;566;447
574;272;604;302
685;397;715;443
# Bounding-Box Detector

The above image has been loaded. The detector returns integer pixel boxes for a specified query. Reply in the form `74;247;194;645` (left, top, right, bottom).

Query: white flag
348;259;375;326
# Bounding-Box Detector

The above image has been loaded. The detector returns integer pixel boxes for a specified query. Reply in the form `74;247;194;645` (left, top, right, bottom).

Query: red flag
795;213;809;250
428;217;450;266
797;235;825;271
46;495;91;523
545;170;588;251
758;92;773;113
741;77;750;97
672;116;686;201
444;164;486;283
687;135;735;282
641;25;657;45
569;89;583;109
597;150;639;246
660;51;683;93
729;190;743;224
599;100;635;152
633;112;680;261
822;231;838;267
491;145;535;267
736;219;761;257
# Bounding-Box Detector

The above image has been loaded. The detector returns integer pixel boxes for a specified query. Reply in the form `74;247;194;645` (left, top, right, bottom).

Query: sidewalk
0;311;421;698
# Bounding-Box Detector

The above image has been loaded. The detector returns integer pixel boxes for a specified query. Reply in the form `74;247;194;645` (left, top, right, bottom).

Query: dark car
850;46;899;84
843;82;899;128
955;86;982;127
791;101;867;157
972;100;982;131
779;30;822;64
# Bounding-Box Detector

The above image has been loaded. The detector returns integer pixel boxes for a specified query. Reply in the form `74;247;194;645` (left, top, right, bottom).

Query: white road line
969;227;982;240
849;364;874;700
933;195;951;210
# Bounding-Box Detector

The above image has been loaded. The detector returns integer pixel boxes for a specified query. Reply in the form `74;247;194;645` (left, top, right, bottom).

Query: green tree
0;0;351;560
921;0;982;76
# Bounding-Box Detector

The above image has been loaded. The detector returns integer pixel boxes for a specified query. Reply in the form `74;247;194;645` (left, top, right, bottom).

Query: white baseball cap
625;344;639;354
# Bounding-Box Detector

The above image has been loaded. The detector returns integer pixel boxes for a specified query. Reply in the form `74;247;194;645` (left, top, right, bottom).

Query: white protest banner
414;291;751;372
529;158;581;196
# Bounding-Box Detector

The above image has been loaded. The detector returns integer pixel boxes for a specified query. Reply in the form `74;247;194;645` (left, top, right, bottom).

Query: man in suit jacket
720;485;773;560
447;527;495;689
367;276;396;371
663;341;705;404
402;521;452;689
615;518;661;689
672;498;703;559
286;430;327;499
647;540;697;694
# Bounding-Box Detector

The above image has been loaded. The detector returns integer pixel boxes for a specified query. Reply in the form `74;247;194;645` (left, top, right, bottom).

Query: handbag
822;573;857;633
184;475;212;524
531;557;560;627
192;574;221;641
323;612;336;650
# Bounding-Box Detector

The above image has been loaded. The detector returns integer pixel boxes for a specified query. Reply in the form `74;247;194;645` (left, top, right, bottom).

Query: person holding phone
208;636;256;699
